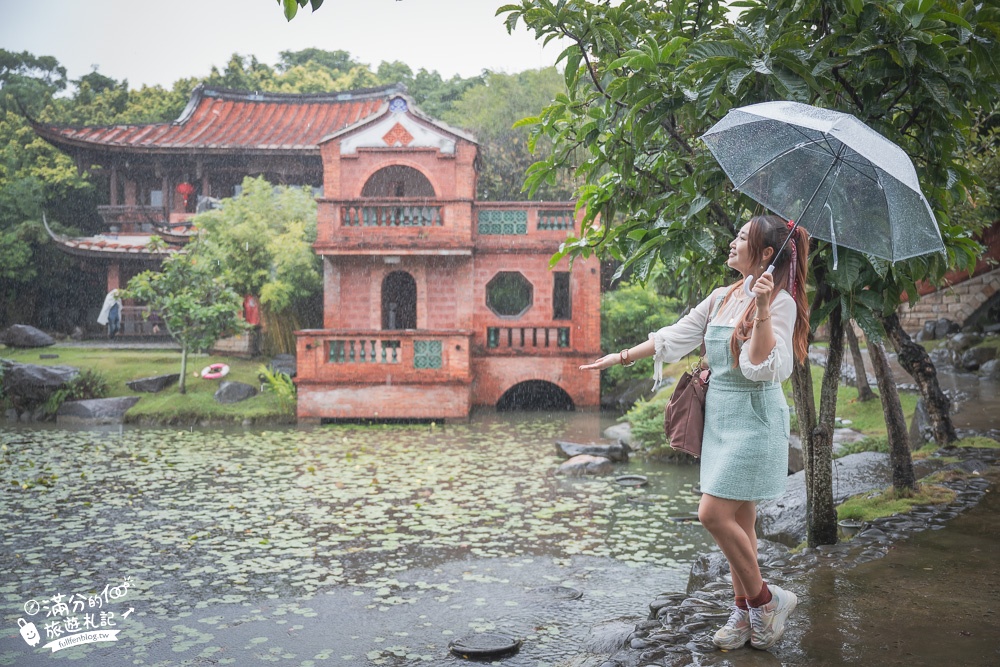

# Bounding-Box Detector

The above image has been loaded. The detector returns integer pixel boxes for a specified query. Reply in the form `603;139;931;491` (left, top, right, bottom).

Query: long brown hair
720;214;810;364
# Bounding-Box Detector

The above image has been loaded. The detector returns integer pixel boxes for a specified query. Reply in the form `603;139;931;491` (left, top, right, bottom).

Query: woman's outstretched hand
579;353;620;371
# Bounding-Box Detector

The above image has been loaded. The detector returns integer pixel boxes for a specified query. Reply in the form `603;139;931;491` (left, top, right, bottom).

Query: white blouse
648;286;796;386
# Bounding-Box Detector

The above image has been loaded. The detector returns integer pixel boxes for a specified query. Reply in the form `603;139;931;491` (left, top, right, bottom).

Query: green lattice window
413;340;442;369
478;209;527;235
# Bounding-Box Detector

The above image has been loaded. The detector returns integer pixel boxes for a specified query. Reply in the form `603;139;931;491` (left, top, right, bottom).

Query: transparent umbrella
701;101;945;291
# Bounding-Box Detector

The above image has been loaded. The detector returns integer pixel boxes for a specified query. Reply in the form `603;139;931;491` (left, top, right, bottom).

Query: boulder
601;377;657;411
126;373;180;393
0;359;78;404
0;324;55;348
555;440;629;462
928;347;956;369
934;318;961;339
947;332;983;353
56;396;141;425
787;434;803;474
908;399;935;447
960;346;996;371
920;321;938;341
269;353;297;378
214;381;258;404
979;359;1000;380
602;422;634;446
555;454;615;476
757;451;892;546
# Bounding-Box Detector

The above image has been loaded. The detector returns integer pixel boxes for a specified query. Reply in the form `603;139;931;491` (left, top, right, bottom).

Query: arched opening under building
382;271;417;330
362;165;436;198
496;380;575;411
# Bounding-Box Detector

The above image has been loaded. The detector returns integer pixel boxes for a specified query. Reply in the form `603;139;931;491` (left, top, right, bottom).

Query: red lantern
176;182;195;207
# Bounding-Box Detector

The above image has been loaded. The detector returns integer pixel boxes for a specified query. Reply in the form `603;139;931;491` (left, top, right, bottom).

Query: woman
581;214;810;651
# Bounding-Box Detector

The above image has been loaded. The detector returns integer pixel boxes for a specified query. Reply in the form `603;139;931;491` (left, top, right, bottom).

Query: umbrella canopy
701;101;944;263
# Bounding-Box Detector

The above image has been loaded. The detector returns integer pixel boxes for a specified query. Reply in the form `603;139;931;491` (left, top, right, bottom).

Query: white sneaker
749;584;797;649
712;606;751;650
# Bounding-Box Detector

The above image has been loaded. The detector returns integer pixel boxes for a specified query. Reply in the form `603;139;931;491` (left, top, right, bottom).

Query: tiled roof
33;84;403;154
50;234;178;258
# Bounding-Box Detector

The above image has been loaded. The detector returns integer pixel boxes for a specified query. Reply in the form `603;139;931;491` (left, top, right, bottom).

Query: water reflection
0;410;714;665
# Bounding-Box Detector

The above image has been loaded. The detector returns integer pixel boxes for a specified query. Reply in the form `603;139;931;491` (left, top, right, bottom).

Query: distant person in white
97;289;123;338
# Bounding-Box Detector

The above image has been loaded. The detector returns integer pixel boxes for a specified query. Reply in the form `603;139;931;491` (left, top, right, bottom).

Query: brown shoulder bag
663;298;718;457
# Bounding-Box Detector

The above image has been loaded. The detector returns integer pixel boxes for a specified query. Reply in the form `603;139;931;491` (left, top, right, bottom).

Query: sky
0;0;562;89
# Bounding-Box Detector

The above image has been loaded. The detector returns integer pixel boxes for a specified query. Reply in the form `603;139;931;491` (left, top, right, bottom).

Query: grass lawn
0;345;291;424
783;363;918;436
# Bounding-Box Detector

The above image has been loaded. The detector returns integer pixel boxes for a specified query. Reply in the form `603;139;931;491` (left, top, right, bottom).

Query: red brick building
34;84;602;420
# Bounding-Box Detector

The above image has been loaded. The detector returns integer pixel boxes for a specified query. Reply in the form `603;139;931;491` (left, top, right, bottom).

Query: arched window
382;271;417;330
362;165;435;198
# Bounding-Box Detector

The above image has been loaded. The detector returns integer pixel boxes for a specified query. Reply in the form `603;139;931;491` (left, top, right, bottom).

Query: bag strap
699;293;724;358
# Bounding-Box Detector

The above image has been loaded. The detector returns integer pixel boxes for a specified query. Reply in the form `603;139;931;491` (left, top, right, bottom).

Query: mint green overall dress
700;298;791;501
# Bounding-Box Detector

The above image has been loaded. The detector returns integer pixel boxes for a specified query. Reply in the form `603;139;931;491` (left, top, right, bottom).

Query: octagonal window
486;272;533;318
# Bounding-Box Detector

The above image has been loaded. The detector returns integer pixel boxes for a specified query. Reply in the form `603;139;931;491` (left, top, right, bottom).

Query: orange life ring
200;363;230;380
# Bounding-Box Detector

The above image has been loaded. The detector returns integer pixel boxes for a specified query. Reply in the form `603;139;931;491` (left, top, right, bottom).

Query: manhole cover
532;585;583;600
615;474;648;487
448;633;522;659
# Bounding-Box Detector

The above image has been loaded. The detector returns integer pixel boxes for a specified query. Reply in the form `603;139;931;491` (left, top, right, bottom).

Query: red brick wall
471;356;600;408
298;382;471;421
471;251;602;355
302;123;602;419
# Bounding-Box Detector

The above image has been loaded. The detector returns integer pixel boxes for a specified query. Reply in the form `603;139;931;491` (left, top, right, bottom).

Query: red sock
748;582;772;608
735;595;748;610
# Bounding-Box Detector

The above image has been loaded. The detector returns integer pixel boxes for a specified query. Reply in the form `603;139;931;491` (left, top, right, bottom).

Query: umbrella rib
732;136;831;189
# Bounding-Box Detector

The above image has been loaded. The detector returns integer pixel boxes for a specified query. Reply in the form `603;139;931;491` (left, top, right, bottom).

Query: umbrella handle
743;264;776;298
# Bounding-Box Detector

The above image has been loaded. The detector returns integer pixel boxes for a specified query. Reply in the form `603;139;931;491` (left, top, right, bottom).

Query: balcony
97;205;167;233
315;199;581;255
480;324;571;355
473;203;579;253
315;198;473;254
296;329;473;385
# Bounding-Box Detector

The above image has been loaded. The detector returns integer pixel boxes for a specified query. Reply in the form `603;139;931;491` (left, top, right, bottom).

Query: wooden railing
117;306;165;337
97;205;167;230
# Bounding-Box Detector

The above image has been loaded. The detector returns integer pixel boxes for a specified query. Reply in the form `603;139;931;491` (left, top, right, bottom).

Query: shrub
623;389;669;449
42;369;110;416
258;365;296;414
834;435;889;458
601;281;681;393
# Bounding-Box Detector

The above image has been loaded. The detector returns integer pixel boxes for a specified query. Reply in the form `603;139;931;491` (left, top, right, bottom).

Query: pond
0;411;715;666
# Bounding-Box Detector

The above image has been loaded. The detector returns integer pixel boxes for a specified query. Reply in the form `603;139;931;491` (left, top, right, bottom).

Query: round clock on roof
389;97;408;113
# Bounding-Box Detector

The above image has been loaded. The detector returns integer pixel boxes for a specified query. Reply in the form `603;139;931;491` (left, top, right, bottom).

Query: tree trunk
810;304;842;547
868;338;917;491
882;313;958;447
790;355;817;537
845;322;877;402
179;345;188;394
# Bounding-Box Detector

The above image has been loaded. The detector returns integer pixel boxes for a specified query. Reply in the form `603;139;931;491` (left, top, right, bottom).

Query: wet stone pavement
591;446;1000;667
